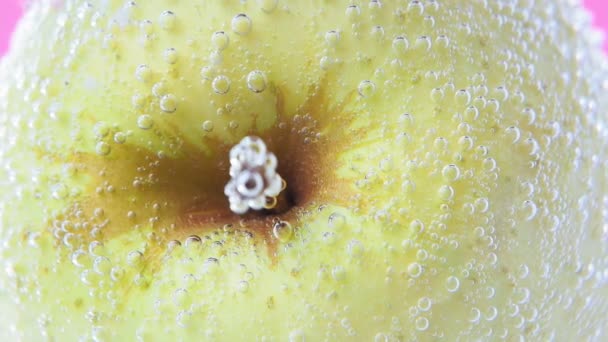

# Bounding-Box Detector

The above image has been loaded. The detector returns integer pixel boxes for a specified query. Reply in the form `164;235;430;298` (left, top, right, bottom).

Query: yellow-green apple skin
1;0;607;340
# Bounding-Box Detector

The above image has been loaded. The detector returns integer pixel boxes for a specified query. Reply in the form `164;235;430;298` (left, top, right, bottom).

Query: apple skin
0;0;607;340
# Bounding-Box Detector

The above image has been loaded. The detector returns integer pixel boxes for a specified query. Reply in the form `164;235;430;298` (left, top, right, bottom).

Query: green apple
1;0;607;340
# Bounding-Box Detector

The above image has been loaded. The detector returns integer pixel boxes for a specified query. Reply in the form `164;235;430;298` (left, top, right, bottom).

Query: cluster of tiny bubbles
272;220;293;242
358;80;376;98
231;14;252;36
246;70;267;93
159;10;176;30
212;75;231;94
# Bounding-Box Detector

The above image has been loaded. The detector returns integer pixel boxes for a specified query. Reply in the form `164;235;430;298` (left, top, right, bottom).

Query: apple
1;0;607;340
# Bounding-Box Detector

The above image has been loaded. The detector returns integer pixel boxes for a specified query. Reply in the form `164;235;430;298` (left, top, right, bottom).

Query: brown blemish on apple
42;83;358;267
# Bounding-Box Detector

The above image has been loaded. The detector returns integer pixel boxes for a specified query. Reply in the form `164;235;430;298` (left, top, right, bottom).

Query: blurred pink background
0;0;607;55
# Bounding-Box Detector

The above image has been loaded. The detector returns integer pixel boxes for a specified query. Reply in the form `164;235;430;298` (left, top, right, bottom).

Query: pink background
0;1;607;55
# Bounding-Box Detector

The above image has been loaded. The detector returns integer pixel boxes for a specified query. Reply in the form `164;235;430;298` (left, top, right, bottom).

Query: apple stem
224;136;284;214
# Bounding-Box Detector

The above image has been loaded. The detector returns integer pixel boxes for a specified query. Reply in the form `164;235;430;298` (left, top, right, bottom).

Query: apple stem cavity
224;136;285;214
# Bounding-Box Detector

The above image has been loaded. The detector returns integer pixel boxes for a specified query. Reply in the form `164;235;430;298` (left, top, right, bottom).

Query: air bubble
93;122;109;138
415;316;429;331
522;200;538;221
392;36;409;54
407;262;423;278
455;89;471;105
113;132;126;144
212;75;231;94
184;235;202;249
347;239;364;257
71;250;88;267
232;14;252;35
325;30;341;47
415;36;432;51
137;114;154;130
417;297;432;311
272;221;293;242
160;94;177;113
237;280;249;293
442;164;460;181
438;185;454;200
135;64;152;83
332;266;346;281
173;288;189;306
358;80;376;98
445;275;460;292
371;26;385;40
163;48;178;64
246;70;267;93
258;0;278;13
328;212;346;230
152;82;168;98
409;219;424;234
202;120;214;132
93;256;111;275
95;142;111;156
159;11;176;30
211;31;230;51
345;5;361;22
127;250;144;266
505;126;521;143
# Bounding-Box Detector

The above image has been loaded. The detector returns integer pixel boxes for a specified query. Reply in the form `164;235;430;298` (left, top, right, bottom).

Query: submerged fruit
0;0;607;340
